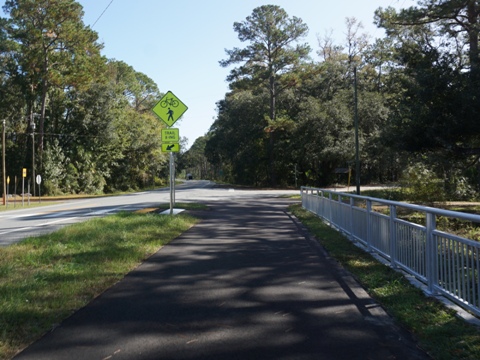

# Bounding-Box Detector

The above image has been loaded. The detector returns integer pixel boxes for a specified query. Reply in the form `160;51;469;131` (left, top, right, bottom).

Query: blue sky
2;0;414;149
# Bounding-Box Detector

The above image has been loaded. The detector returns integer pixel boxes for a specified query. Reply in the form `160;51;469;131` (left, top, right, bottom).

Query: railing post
366;199;372;252
426;212;438;294
328;192;333;223
316;189;321;216
389;205;398;269
349;197;354;239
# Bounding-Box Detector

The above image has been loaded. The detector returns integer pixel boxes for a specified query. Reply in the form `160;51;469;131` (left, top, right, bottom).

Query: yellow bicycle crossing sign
152;91;188;127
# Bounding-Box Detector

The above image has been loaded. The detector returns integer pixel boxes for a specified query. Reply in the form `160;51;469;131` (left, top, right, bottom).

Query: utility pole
30;113;36;197
354;66;360;195
2;119;6;206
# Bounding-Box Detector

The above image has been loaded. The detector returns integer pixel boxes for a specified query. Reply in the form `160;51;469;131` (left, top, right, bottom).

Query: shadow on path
14;198;430;360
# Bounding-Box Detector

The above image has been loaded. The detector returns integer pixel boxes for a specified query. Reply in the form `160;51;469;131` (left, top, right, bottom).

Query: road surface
0;181;299;246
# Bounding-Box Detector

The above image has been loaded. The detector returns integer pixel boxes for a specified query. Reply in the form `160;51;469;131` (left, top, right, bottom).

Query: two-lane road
0;181;299;246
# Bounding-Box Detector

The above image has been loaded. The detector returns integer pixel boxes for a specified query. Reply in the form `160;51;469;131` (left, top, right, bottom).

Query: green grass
0;211;199;360
156;202;209;211
289;204;480;360
0;201;60;212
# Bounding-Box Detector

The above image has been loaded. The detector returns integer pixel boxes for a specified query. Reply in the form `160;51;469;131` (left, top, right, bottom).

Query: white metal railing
301;186;480;317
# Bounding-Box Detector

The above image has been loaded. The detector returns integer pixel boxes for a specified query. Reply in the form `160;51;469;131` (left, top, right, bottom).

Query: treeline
0;0;168;195
3;1;480;199
185;2;480;199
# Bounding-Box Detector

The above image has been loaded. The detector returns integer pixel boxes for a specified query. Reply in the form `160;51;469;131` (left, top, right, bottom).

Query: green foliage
204;1;480;195
449;175;477;201
3;0;106;156
400;162;446;204
178;136;214;180
220;5;310;186
0;211;199;359
0;1;167;196
206;90;270;185
2;1;480;196
107;106;166;192
42;139;67;195
208;5;405;188
220;5;310;87
374;1;480;193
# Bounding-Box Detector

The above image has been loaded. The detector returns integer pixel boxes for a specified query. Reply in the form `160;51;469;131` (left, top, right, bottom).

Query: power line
92;0;114;28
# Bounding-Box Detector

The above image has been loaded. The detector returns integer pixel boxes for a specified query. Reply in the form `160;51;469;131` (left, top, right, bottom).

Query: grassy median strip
0;210;199;360
289;204;480;360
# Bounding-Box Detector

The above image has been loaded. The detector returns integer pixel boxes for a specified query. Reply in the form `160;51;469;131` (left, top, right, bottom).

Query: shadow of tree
13;198;428;360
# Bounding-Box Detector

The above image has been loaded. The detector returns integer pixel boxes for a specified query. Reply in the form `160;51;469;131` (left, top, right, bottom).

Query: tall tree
375;1;480;157
374;1;480;192
344;17;370;66
375;1;480;78
206;90;269;185
57;60;165;193
220;5;310;186
179;136;214;180
106;60;160;112
3;0;104;156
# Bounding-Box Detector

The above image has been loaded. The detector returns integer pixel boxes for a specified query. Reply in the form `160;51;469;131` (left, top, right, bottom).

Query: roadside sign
36;175;42;185
162;128;180;143
161;143;180;152
152;91;188;127
22;168;26;178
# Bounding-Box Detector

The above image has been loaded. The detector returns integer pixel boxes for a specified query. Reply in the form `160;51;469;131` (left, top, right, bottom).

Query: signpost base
160;208;185;215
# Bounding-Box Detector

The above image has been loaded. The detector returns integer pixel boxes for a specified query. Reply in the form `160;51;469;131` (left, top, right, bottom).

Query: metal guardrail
301;186;480;317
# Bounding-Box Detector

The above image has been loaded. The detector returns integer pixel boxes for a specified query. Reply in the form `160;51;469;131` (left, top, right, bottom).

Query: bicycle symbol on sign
160;97;179;108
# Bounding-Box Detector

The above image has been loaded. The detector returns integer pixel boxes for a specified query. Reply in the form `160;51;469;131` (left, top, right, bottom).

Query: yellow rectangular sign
22;168;27;178
161;143;180;152
161;128;179;143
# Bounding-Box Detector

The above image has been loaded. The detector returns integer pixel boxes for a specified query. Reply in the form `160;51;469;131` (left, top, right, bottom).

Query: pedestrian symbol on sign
167;108;174;122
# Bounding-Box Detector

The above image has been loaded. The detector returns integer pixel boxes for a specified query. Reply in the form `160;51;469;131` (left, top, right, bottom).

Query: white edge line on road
0;216;80;236
0;204;148;237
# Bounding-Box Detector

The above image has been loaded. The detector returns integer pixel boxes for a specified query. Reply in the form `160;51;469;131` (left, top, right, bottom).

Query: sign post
152;91;188;215
170;153;175;213
22;168;26;206
6;176;9;207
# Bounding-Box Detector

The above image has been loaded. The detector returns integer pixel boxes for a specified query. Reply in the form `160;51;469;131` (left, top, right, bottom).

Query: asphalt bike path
14;198;430;360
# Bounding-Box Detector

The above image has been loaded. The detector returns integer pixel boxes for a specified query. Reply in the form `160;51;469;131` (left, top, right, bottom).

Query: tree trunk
39;79;47;159
467;0;480;79
268;73;277;187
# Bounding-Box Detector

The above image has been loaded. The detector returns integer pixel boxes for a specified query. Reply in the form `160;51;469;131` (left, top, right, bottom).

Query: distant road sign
162;143;180;152
162;128;180;143
152;91;188;127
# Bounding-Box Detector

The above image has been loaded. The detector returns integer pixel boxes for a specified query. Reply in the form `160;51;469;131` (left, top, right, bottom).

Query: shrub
400;163;446;204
